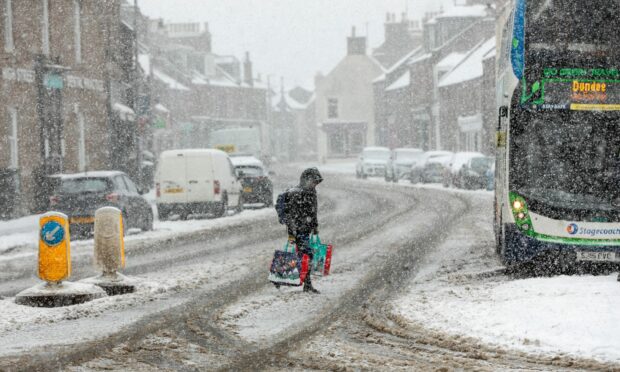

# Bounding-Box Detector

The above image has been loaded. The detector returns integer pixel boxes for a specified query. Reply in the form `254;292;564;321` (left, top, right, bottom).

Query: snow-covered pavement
393;191;620;365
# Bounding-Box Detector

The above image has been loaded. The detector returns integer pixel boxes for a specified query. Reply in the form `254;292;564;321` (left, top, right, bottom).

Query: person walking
284;167;323;294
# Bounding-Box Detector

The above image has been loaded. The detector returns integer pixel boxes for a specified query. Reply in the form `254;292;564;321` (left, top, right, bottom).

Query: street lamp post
133;0;143;188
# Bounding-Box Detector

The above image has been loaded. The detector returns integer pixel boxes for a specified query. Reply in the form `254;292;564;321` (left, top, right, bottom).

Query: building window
327;98;338;119
42;0;50;55
73;0;81;64
3;0;14;52
7;107;18;169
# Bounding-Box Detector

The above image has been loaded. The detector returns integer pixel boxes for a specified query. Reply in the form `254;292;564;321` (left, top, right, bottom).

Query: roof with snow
438;37;496;88
138;54;151;75
272;89;311;111
436;5;489;19
153;68;190;91
386;70;410;91
374;46;423;84
53;171;126;179
408;52;432;65
230;156;264;168
437;52;467;71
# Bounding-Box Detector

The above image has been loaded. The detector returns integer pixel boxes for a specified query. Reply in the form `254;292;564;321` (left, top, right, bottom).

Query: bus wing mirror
499;106;508;118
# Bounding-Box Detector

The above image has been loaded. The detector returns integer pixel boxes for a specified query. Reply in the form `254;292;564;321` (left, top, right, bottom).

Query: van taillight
156;183;160;198
106;193;120;203
214;180;221;195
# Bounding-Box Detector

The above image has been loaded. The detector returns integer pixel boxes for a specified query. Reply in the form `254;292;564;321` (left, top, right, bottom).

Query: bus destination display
529;68;620;111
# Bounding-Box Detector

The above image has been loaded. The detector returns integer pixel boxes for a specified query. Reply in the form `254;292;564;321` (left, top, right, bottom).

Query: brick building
374;3;496;152
143;21;269;159
0;0;135;216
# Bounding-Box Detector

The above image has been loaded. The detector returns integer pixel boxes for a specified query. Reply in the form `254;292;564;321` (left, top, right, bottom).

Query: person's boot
303;282;320;294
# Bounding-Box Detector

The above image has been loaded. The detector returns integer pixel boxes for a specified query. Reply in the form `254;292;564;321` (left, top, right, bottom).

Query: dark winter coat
284;186;318;235
284;168;323;235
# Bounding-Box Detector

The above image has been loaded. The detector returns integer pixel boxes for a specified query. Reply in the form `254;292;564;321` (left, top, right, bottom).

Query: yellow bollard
38;212;71;282
15;211;106;307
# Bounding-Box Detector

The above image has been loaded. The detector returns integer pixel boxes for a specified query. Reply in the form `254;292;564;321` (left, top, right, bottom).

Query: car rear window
60;178;111;194
236;166;264;177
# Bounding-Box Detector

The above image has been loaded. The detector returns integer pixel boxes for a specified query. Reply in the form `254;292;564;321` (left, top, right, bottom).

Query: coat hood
300;167;323;187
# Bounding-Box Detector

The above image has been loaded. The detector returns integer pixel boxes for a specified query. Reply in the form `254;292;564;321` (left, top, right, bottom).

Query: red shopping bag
324;244;333;276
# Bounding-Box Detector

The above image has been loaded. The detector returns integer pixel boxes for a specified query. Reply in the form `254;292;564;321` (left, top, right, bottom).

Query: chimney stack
243;51;253;87
347;26;366;55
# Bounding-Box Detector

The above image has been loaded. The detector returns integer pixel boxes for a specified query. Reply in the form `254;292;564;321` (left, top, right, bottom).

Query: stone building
373;4;496;152
143;21;269;159
315;27;385;160
0;0;135;215
437;37;496;153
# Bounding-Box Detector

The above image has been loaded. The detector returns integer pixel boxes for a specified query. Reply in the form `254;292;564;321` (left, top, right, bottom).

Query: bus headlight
513;200;524;211
510;192;533;235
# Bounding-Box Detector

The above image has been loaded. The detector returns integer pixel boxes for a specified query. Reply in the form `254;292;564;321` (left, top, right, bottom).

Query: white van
155;149;242;220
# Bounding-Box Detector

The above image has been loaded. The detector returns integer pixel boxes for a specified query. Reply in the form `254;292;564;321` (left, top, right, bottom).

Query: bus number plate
576;251;620;262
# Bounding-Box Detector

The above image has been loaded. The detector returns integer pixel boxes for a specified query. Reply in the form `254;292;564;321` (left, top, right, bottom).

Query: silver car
356;147;391;179
385;148;424;183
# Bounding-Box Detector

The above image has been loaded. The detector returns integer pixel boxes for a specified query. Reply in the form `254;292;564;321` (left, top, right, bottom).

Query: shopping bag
268;241;309;286
309;235;333;276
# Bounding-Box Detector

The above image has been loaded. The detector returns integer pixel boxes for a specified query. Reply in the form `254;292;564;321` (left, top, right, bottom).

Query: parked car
356;147;391;179
48;171;153;238
230;155;274;207
410;151;453;183
420;155;452;184
442;152;485;188
486;162;495;191
458;156;494;190
385;148;424;182
155;149;243;220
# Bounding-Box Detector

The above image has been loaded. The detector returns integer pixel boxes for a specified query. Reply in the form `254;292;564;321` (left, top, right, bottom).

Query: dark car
421;155;452;184
230;156;273;207
49;171;153;238
458;156;494;190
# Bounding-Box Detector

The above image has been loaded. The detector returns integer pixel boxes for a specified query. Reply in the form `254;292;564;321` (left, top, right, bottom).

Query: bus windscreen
510;110;620;213
528;0;620;50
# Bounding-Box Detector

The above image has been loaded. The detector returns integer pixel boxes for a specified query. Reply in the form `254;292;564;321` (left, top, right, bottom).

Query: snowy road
0;168;618;370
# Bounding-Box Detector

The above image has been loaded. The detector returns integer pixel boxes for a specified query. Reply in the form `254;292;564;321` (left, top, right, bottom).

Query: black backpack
275;190;289;224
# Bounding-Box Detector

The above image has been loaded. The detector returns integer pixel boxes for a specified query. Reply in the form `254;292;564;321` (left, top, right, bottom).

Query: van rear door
186;152;213;203
158;153;188;203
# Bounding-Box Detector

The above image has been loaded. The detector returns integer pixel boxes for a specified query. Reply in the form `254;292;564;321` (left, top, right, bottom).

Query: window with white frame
42;0;49;55
7;107;18;169
4;0;14;52
73;0;81;64
327;98;339;119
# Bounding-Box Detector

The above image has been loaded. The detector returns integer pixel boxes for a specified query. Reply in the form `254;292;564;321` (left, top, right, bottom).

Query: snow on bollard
81;207;136;295
15;212;106;307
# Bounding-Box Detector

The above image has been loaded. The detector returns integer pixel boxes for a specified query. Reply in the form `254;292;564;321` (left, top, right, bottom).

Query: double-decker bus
495;0;620;266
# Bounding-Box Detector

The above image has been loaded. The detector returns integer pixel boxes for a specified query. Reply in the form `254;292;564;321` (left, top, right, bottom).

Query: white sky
139;0;457;89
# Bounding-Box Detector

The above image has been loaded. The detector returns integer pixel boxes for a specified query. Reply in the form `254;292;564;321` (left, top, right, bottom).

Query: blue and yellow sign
39;212;71;282
41;221;65;246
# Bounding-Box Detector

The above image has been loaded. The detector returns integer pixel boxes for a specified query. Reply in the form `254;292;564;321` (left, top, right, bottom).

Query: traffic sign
41;220;65;246
39;212;71;282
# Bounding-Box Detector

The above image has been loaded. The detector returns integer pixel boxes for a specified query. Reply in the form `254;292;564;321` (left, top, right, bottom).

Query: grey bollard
81;207;136;295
